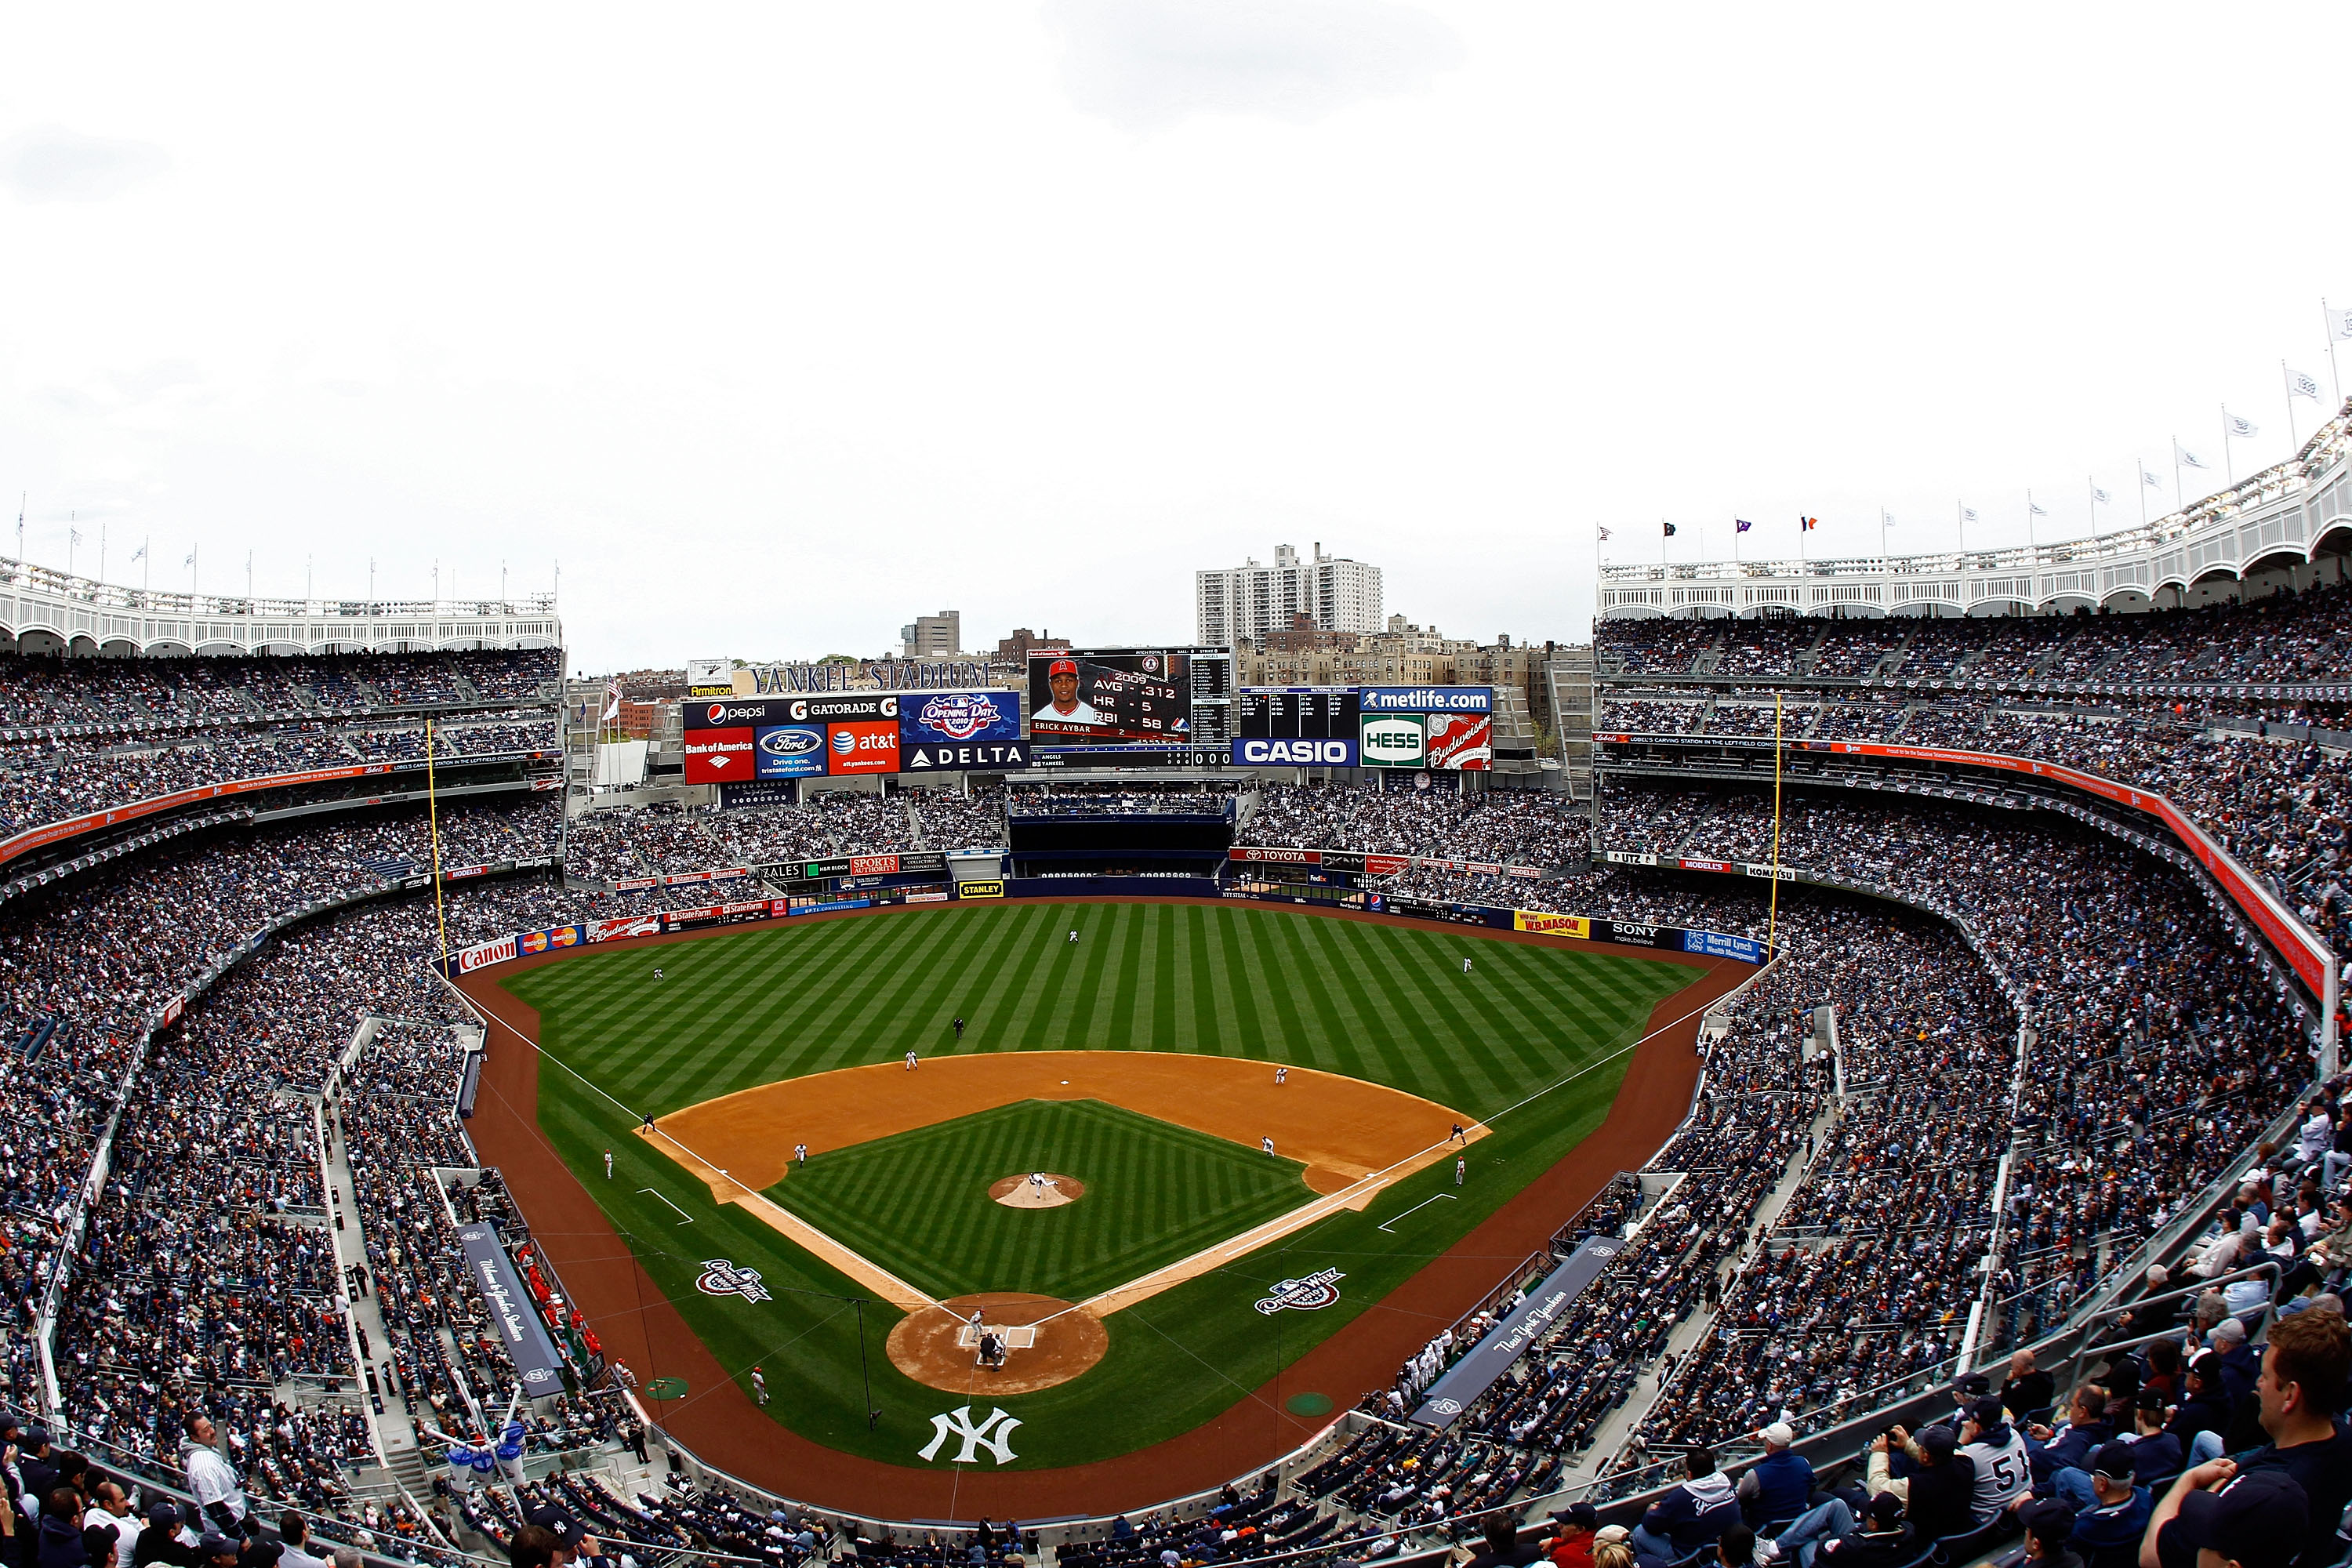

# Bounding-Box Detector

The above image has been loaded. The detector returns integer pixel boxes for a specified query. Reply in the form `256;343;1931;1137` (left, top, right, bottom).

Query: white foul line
638;1187;695;1225
1376;1192;1457;1232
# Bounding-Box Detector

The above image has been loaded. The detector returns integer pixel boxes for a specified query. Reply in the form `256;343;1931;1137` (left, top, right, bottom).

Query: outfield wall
438;875;1770;977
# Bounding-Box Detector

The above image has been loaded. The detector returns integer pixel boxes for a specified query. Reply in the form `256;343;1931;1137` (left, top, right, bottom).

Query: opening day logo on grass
1254;1268;1346;1314
695;1259;772;1303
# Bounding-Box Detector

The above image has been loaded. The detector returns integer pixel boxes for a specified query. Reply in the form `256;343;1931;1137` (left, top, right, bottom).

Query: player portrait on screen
1039;658;1105;727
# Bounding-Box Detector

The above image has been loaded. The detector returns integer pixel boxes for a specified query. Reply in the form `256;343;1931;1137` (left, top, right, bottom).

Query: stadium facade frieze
1599;401;2352;620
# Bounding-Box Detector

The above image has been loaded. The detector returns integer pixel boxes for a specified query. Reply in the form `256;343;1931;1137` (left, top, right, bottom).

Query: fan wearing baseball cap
2146;1308;2351;1568
1038;659;1105;726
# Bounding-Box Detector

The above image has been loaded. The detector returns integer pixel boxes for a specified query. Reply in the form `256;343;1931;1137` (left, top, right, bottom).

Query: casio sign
1235;739;1356;766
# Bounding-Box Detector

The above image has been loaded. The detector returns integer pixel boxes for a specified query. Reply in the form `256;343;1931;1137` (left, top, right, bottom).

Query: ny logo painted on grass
918;1405;1021;1465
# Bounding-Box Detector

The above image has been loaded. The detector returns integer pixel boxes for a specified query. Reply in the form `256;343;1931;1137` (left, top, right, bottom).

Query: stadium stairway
1551;1101;1836;1490
317;1094;459;1551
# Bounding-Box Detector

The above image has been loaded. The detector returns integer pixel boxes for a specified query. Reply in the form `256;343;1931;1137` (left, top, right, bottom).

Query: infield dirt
456;897;1748;1519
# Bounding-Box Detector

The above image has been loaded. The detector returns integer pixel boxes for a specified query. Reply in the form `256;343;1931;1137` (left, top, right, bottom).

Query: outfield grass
771;1098;1312;1301
510;900;1697;1469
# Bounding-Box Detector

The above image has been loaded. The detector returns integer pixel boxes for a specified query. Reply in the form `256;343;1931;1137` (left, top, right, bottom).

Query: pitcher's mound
887;1292;1108;1394
989;1173;1086;1208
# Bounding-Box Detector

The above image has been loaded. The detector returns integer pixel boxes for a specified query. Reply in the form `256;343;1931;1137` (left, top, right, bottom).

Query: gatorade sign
1359;714;1426;768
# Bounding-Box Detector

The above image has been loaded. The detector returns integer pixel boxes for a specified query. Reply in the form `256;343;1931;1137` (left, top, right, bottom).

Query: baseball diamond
463;895;1734;1508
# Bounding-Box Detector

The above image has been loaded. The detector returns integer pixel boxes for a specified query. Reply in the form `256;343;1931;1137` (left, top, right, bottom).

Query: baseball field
488;898;1710;1478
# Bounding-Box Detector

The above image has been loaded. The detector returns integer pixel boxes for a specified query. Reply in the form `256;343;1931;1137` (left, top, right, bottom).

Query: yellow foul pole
1767;691;1784;959
427;718;449;966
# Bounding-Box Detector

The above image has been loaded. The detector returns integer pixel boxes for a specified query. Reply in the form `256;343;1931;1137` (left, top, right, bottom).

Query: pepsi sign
753;724;827;779
1232;738;1358;767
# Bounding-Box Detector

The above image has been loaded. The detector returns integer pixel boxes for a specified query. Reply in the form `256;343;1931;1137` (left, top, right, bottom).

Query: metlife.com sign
1359;686;1491;714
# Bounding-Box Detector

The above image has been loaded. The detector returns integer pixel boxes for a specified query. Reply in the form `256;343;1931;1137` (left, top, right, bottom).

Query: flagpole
2220;405;2234;486
2026;491;2037;554
2137;463;2147;529
2172;441;2183;513
2327;299;2344;409
2285;361;2300;450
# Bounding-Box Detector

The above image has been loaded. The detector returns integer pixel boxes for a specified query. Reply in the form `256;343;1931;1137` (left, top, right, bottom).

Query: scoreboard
1239;687;1361;739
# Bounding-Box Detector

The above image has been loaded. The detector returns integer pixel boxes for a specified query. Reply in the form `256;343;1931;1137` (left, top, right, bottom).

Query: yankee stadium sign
1254;1267;1346;1314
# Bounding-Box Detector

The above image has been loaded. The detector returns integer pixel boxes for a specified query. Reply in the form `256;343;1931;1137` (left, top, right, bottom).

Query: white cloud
1045;0;1460;132
1;124;169;202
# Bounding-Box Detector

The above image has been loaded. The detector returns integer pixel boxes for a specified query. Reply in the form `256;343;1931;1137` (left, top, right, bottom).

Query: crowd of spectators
907;784;1007;849
1006;784;1236;818
1240;785;1586;866
1596;579;2352;686
0;650;561;735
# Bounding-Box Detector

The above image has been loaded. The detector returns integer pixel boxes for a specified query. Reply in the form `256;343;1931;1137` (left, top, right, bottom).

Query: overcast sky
5;2;2351;673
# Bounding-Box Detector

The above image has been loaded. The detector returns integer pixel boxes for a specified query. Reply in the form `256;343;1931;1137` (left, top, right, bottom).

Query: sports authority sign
695;1259;772;1304
1254;1267;1346;1314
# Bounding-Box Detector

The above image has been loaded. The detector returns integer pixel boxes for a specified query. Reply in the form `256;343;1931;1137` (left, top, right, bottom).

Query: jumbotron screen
1028;650;1191;742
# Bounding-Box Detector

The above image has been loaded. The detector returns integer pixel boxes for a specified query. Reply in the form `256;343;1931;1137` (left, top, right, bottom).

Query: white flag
1596;525;1613;541
2176;441;2208;469
2028;499;2049;517
2330;307;2352;341
602;677;623;722
1880;509;1895;526
1960;506;1980;523
2225;411;2258;439
2288;368;2322;400
2141;468;2163;489
183;550;195;566
2090;486;2111;506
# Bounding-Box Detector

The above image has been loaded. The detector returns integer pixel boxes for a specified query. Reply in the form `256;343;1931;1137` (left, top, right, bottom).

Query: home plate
957;1323;1039;1350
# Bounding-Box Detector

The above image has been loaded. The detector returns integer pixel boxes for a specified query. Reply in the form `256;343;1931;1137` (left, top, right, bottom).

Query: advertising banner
1230;846;1320;864
683;727;753;783
1232;737;1359;767
956;879;1007;899
790;898;872;916
456;1223;567;1399
902;739;1030;772
1685;929;1766;962
587;915;662;943
1410;1237;1621;1428
1425;713;1493;771
1028;650;1191;742
454;935;518;974
753;724;828;778
1595;918;1672;949
517;926;583;955
1360;713;1426;768
826;720;901;775
685;658;733;697
1513;911;1590;937
900;691;1021;747
686;694;902;728
1360;686;1492;715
